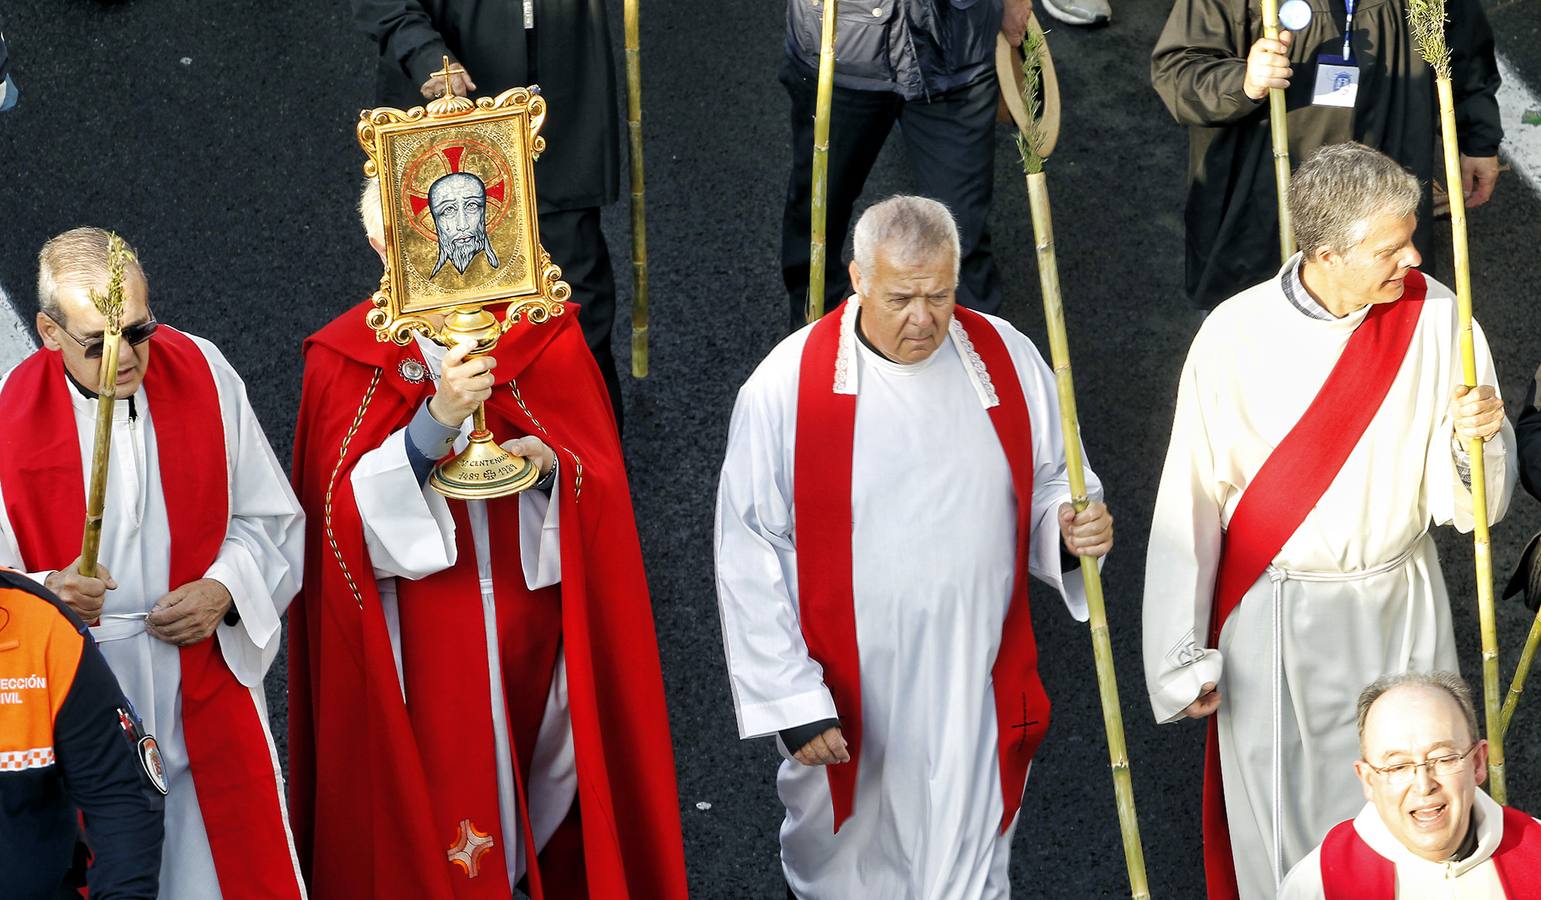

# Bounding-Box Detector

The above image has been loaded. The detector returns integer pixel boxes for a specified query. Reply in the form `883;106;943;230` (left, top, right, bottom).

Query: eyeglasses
46;312;159;360
1365;744;1479;786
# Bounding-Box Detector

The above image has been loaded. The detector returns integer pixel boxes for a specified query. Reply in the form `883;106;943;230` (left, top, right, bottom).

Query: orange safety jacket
0;568;165;898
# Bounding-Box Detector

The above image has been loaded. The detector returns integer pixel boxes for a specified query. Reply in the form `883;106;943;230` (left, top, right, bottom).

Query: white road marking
1498;53;1541;198
0;282;37;372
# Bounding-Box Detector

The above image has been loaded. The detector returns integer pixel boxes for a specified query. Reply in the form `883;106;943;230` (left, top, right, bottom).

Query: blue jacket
785;0;1002;100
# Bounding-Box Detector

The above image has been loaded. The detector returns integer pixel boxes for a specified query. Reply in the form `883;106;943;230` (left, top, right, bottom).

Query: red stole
392;395;567;900
0;328;303;899
1200;275;1427;899
793;302;1049;833
1319;806;1541;898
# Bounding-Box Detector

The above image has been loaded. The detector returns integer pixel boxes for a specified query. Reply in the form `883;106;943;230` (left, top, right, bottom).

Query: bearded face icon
428;172;501;278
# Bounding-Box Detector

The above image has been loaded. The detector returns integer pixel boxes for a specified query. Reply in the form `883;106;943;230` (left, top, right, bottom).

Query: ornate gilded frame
357;81;569;347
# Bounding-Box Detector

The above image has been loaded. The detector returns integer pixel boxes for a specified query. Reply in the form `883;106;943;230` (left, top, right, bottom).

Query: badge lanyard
1339;0;1356;62
1309;0;1361;107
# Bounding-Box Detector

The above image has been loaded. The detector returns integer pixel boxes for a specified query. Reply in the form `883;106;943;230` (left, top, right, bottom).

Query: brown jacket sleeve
1151;0;1264;127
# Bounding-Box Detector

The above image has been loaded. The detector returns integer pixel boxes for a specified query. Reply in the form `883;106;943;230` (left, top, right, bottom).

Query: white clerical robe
349;334;575;887
1142;273;1516;900
0;335;306;899
1279;790;1531;899
716;307;1099;900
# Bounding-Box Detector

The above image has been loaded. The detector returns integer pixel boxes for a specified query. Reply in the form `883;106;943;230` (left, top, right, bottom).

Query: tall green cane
1262;0;1297;263
624;0;649;377
1013;29;1151;900
1408;0;1505;803
807;0;838;324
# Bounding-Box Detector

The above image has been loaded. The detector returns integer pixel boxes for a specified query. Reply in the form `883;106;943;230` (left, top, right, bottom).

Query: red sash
392;394;567;900
1319;806;1541;898
0;329;304;899
793;301;1049;833
1200;274;1427;899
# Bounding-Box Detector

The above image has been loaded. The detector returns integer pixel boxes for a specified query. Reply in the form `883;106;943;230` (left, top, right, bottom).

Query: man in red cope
715;195;1115;899
286;180;687;900
1280;672;1541;898
0;227;308;898
1142;142;1516;900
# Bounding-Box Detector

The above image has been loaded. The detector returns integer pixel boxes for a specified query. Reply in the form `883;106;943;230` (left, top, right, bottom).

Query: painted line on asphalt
1498;53;1541;198
0;281;37;372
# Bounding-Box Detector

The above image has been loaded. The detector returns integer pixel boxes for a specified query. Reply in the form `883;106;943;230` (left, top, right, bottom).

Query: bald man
1281;673;1541;898
0;227;306;899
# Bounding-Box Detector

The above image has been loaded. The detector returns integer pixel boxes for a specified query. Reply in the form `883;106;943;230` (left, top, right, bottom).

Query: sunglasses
46;313;159;360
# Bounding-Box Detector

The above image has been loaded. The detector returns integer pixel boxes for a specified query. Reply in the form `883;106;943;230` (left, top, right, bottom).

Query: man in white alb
716;195;1114;899
0;227;307;899
1142;143;1516;900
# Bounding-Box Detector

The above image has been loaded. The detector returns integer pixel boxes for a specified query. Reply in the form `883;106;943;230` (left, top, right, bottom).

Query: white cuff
205;552;281;687
736;686;840;740
1150;648;1225;724
351;428;458;580
519;470;562;590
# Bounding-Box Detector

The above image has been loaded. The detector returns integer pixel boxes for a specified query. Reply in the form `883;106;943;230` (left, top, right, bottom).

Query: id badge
1312;55;1359;108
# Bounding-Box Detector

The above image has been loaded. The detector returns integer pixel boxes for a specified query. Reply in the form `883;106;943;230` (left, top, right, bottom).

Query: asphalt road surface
2;1;1540;896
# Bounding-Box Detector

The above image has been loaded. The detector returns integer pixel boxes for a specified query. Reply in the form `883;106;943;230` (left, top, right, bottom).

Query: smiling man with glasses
1280;672;1541;898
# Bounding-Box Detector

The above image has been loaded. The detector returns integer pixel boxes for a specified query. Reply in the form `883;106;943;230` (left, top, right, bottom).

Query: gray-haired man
717;195;1114;898
1142;142;1516;899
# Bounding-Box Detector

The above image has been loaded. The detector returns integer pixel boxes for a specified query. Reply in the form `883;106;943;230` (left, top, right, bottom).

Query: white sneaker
1037;0;1111;26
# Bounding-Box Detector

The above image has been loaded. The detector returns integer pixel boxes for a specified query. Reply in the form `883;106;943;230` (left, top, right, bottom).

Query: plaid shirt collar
1281;256;1337;321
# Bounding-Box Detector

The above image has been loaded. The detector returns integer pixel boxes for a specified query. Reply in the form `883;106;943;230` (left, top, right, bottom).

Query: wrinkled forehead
1364;686;1471;757
429;173;486;204
54;265;150;329
877;250;957;287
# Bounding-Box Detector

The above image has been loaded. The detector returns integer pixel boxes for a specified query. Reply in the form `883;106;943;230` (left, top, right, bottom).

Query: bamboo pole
1261;0;1297;263
79;331;121;585
1028;173;1150;899
806;0;838;324
1013;32;1150;900
624;0;649;378
79;235;132;618
1408;0;1504;803
1502;612;1541;736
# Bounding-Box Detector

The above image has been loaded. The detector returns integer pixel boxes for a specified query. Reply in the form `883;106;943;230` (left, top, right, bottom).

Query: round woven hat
995;19;1061;159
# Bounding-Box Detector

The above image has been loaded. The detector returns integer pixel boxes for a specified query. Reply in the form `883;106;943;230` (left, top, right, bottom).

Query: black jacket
1518;366;1541;502
0;569;165;899
352;0;621;212
785;0;1002;99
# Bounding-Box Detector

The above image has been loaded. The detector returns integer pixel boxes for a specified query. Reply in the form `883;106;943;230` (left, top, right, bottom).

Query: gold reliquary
358;59;570;500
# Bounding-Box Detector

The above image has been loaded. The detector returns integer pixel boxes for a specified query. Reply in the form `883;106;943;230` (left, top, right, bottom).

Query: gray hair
851;195;961;283
360;177;383;244
37;227;146;321
1290;143;1421;259
1357;671;1479;754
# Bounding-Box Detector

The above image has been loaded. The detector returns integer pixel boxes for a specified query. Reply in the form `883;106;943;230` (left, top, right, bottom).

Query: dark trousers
779;58;1002;332
539;206;623;433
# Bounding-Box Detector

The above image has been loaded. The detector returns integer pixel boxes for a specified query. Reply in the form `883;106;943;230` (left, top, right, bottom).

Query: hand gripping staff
1009;23;1151;900
1407;0;1507;802
1262;0;1298;263
625;0;650;377
78;234;135;603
